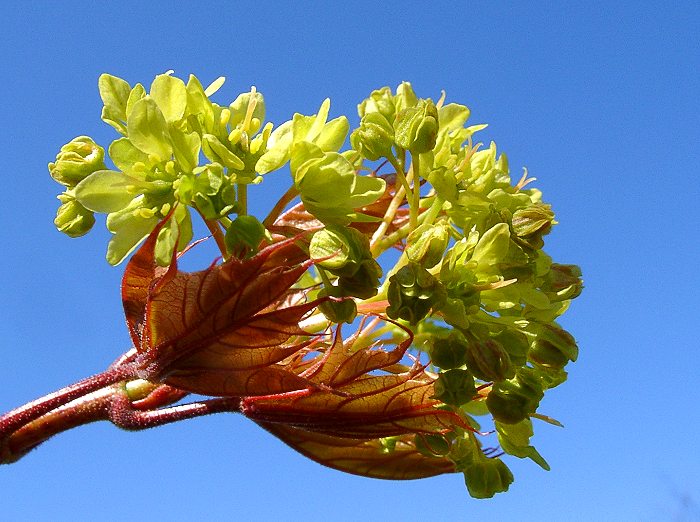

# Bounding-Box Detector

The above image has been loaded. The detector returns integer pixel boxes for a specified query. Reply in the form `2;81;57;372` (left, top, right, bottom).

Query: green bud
54;193;95;237
350;112;395;161
394;82;419;113
310;225;366;275
463;335;514;382
491;327;529;367
429;331;468;370
511;203;556;249
541;263;583;302
338;258;382;299
225;214;267;258
527;322;578;369
318;296;358;324
463;458;514;499
394;99;439;154
406;222;450;269
357;86;395;120
433;368;476;406
486;369;544;424
48;136;106;187
311;225;382;299
387;262;446;324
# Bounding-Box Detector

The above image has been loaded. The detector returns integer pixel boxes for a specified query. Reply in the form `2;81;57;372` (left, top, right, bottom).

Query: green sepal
108;138;151;174
463;334;514;383
127;97;173;160
511;203;556;249
229;90;265;134
414;433;451;457
153;205;192;266
255;120;292;174
202;134;245;170
185;75;215;134
73;170;137;213
309;225;371;276
105;197;160;265
291;141;385;224
126;84;146;119
350;112;395;161
541;263;584;302
317;288;358;324
394;81;418;112
150;73;188;123
437;103;471;136
357;86;395;121
525;322;579;369
98;73;131;134
495;419;550;470
170;127;201;173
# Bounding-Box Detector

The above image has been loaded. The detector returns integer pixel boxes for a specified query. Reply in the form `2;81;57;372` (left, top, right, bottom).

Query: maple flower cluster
1;73;582;499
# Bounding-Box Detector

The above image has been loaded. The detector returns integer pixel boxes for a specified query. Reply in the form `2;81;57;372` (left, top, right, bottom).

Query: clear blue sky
1;2;698;521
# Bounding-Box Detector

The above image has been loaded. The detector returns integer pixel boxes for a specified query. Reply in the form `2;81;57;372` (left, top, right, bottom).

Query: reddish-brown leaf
258;423;456;480
241;323;468;438
122;218;327;396
243;372;465;438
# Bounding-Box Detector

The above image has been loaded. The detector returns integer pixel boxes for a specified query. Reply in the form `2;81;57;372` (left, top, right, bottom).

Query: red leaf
258;422;456;480
122;218;327;396
242;323;469;438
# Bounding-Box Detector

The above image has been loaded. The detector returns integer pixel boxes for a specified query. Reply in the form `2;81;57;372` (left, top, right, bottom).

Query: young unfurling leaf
122;216;328;397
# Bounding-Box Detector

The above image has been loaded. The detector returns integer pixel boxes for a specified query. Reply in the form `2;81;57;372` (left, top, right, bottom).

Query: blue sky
1;2;698;520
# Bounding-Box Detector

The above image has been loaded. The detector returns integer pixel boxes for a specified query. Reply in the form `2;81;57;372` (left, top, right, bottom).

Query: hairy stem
0;363;138;439
1;387;115;464
109;394;241;431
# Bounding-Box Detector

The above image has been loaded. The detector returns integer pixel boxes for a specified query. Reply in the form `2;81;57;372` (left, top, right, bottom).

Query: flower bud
464;336;514;382
54;193;95;237
491;327;529;367
486;369;544;424
394;99;439;154
511;203;556;249
433;368;476;406
317;288;358;324
463;458;514;499
406;222;450;269
48;136;106;187
350;112;395;161
387;262;446;324
429;331;468;370
357;86;395;121
338;259;382;299
541;263;583;302
527;322;578;369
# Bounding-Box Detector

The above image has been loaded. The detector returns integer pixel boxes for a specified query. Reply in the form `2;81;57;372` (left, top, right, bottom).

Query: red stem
0;362;138;438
